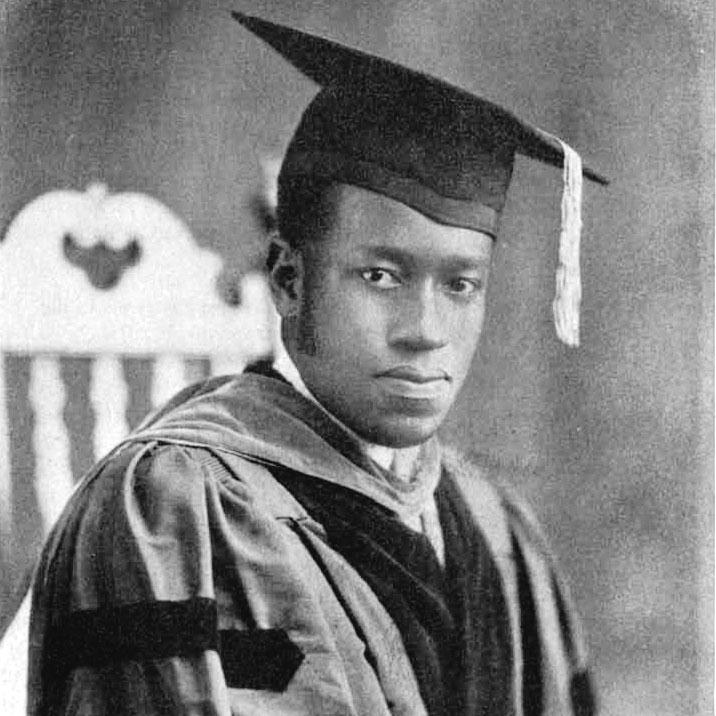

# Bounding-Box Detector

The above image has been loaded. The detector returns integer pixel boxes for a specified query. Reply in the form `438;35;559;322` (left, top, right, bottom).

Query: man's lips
375;366;451;383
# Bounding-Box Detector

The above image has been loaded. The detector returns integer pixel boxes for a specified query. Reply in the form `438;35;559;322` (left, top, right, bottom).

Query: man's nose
389;285;449;352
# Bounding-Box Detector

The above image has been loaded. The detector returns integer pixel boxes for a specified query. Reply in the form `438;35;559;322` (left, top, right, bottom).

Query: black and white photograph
0;1;712;714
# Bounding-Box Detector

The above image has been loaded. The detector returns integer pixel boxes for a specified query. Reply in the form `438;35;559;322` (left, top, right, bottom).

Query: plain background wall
1;1;713;714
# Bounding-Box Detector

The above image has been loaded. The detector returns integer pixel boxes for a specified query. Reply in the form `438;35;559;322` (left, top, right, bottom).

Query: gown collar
133;370;442;519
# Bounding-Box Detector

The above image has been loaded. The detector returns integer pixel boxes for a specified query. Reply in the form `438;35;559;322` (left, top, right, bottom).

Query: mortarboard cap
232;11;608;346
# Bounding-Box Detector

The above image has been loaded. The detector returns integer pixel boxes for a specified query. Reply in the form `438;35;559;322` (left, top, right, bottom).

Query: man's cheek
295;303;322;356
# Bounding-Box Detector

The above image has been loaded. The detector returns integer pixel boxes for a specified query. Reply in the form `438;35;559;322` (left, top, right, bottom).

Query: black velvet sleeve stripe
218;628;304;691
45;598;218;675
44;598;304;693
510;532;543;716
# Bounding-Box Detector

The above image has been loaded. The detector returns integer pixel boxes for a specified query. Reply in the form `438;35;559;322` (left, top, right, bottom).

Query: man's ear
268;235;304;319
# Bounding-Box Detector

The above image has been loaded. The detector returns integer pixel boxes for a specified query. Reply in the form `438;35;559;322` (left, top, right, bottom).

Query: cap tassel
552;139;583;347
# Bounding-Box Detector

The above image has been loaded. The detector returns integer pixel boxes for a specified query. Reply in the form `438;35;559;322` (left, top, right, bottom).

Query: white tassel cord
552;139;583;347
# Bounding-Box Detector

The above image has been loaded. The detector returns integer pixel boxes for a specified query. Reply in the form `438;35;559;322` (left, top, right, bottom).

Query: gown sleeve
27;441;363;716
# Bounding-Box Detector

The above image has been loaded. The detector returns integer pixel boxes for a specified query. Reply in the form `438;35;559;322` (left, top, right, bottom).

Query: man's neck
273;337;420;478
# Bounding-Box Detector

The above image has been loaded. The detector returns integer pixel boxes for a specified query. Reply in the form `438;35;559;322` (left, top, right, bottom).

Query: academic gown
28;368;595;716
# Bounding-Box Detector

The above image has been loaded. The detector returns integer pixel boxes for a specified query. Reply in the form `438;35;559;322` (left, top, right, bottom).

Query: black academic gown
28;369;595;716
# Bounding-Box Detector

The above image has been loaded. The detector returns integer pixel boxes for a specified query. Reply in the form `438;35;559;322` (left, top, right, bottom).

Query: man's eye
360;268;401;288
446;277;483;295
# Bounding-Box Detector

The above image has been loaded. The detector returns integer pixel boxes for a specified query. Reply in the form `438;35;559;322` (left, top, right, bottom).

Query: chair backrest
0;182;277;537
0;184;278;711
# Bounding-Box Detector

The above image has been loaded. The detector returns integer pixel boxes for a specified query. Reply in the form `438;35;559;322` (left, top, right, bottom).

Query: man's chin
359;414;443;449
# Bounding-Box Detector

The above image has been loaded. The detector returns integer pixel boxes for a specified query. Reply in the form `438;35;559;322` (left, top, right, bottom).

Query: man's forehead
325;183;493;263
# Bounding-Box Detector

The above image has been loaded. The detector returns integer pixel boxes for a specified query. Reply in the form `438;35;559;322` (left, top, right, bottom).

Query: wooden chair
0;183;278;714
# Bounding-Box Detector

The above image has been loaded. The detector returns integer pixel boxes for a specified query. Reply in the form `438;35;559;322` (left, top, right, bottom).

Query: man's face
276;183;493;448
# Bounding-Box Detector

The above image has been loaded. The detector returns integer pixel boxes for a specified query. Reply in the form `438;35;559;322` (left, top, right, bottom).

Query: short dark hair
267;173;335;272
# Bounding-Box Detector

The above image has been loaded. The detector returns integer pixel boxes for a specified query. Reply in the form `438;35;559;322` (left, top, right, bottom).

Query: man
28;13;606;716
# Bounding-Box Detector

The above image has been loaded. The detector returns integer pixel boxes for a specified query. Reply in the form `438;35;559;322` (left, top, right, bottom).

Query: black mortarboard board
232;11;608;346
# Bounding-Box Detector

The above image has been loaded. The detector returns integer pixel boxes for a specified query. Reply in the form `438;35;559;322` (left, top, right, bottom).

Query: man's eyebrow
356;246;490;271
355;246;412;264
